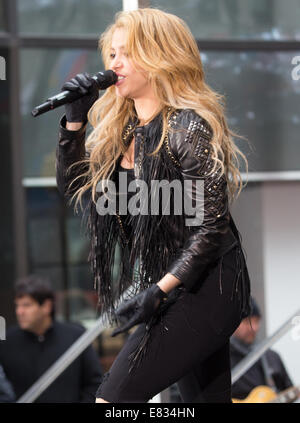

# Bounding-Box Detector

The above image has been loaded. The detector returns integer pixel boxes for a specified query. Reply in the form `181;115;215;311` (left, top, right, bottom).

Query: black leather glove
111;284;168;337
61;72;99;123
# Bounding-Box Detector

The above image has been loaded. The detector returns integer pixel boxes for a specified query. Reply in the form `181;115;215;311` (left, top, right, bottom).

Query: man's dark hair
14;274;56;318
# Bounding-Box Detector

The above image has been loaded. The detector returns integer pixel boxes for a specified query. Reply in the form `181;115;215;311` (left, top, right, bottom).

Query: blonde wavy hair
68;8;248;212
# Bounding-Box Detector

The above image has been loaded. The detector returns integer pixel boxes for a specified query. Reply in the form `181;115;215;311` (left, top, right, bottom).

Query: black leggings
96;246;243;403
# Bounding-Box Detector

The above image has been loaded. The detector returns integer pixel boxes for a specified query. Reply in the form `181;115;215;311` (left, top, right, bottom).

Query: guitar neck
269;385;300;403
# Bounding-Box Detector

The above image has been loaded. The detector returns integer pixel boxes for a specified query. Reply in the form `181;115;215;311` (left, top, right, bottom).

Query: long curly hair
67;8;248;212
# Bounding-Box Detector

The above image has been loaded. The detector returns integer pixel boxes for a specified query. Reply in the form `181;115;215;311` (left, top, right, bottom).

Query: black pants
96;246;243;403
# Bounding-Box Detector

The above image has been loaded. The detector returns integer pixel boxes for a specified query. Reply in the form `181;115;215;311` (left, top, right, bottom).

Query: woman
56;8;251;403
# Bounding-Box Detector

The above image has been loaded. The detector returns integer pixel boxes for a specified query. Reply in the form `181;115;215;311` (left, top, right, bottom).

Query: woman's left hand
111;284;168;337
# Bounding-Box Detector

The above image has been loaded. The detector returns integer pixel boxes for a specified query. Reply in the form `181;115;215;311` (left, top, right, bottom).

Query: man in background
230;297;294;402
0;275;102;402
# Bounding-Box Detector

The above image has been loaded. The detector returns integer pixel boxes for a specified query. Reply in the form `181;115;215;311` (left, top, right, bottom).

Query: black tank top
115;162;136;241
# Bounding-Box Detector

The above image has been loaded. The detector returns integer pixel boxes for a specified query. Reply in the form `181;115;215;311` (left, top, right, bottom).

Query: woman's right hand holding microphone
61;72;99;130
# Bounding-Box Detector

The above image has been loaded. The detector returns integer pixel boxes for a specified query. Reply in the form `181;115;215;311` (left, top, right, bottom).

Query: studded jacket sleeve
55;114;89;200
166;109;238;291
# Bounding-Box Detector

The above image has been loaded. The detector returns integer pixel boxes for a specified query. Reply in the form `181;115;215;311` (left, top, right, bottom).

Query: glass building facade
1;0;300;375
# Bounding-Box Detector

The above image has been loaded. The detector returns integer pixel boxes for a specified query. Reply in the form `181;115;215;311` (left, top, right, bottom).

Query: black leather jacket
56;108;250;322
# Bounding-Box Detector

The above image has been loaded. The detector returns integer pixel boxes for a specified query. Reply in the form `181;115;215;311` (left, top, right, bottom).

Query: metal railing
232;308;300;384
17;302;300;402
17;280;164;403
17;313;108;403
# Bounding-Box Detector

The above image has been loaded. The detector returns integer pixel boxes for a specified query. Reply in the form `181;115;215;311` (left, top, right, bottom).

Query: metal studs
163;109;181;168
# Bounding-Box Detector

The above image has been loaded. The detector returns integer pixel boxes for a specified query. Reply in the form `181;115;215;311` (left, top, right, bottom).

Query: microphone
31;70;118;117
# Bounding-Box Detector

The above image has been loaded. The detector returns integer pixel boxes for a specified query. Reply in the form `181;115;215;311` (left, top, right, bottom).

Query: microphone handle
31;70;117;117
31;89;83;117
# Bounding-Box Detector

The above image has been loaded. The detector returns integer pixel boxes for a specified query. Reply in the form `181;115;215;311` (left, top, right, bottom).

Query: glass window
26;186;126;364
21;47;300;176
153;0;300;40
27;190;62;266
0;0;6;32
202;50;300;172
67;264;98;325
18;0;122;35
26;187;63;269
66;214;90;265
20;48;102;178
26;187;96;323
